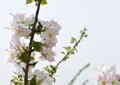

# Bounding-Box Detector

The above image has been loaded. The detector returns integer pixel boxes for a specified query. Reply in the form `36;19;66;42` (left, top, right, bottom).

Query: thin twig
81;80;89;85
68;63;90;85
49;29;87;75
56;35;83;68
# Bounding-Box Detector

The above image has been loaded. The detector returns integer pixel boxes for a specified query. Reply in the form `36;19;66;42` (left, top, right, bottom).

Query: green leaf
51;67;56;72
64;46;71;52
10;72;23;85
80;27;88;38
26;0;33;4
45;66;50;72
17;82;22;85
50;65;57;75
53;77;56;83
30;77;37;85
36;22;43;34
18;48;34;63
71;37;77;43
70;51;75;54
61;51;65;55
32;40;42;51
18;48;28;63
45;65;57;76
41;0;47;5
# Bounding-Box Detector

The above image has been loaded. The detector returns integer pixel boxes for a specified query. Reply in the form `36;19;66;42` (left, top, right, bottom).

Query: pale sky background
0;0;120;85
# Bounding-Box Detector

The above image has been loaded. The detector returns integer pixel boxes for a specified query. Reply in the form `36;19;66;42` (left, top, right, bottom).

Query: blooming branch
7;0;88;85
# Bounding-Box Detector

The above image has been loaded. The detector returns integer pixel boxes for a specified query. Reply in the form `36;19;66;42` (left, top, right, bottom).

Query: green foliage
61;44;77;59
32;40;42;51
59;28;88;70
17;82;23;85
10;72;23;85
26;0;47;5
61;28;87;57
37;22;43;31
71;37;77;43
45;65;57;77
18;47;34;63
18;48;28;63
35;22;47;34
80;28;87;38
26;0;33;4
61;45;76;55
63;46;71;52
45;65;57;82
41;0;47;5
61;46;71;56
63;45;77;55
61;51;65;55
30;77;37;85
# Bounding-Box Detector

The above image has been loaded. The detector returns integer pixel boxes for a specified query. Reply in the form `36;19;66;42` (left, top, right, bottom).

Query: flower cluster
40;20;61;62
8;13;61;85
96;65;120;85
8;13;34;67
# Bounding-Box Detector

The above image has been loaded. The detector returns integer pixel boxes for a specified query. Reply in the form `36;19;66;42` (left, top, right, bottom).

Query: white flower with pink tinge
96;65;120;85
8;34;27;64
44;38;57;48
34;69;53;85
13;24;31;37
10;13;35;38
40;47;56;62
12;13;26;25
40;20;61;38
40;19;61;48
25;14;35;25
11;34;21;48
12;13;34;26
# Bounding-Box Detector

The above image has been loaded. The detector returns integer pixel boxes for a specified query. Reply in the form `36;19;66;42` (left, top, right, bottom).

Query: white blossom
40;19;61;48
96;65;120;85
48;19;61;35
8;35;27;64
40;20;61;39
8;13;62;85
34;69;53;85
40;47;56;62
41;28;58;40
25;14;35;25
10;34;21;49
12;13;26;25
44;38;57;48
14;24;31;37
10;13;33;38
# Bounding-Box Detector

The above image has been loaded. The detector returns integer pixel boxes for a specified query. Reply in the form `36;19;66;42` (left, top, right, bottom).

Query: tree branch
24;0;41;85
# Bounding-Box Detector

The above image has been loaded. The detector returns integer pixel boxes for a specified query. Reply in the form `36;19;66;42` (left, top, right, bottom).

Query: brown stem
24;0;41;85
